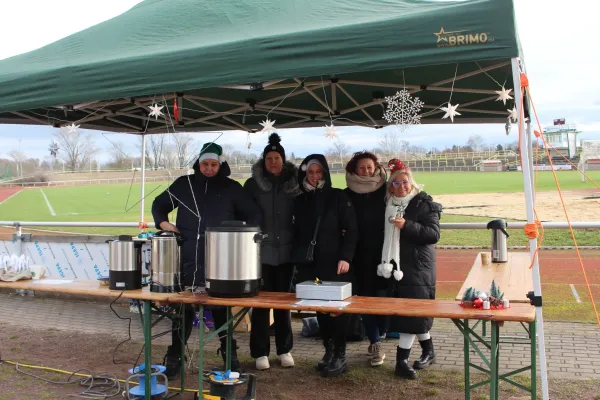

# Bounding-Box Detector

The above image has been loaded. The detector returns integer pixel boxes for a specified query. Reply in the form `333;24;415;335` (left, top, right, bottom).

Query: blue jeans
362;289;389;344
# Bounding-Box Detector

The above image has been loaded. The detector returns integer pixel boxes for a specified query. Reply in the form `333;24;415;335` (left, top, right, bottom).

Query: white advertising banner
0;240;112;280
516;164;572;171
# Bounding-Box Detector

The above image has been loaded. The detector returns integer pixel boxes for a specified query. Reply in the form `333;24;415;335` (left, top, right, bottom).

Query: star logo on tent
434;27;465;43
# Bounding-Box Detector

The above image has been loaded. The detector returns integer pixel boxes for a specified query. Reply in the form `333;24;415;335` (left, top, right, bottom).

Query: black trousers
317;312;350;347
249;263;295;358
169;304;228;355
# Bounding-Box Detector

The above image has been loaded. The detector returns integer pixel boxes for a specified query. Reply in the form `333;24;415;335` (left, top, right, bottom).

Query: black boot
322;341;348;377
316;338;334;371
395;347;416;379
413;339;436;370
218;338;241;372
163;346;182;380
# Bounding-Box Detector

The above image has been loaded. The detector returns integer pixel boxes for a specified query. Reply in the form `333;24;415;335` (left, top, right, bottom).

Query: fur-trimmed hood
251;160;302;196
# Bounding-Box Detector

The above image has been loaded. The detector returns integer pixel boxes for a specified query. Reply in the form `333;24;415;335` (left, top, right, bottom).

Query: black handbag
291;216;322;264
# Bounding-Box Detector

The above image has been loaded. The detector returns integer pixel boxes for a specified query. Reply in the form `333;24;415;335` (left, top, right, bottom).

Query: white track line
40;189;56;216
569;284;582;303
0;190;21;206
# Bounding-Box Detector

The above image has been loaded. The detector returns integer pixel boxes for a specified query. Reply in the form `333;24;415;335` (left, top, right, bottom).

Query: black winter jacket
151;161;260;286
388;191;442;334
243;161;302;266
344;183;388;295
292;155;358;283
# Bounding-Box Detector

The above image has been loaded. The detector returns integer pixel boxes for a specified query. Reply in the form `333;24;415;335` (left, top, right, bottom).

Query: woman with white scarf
378;159;442;379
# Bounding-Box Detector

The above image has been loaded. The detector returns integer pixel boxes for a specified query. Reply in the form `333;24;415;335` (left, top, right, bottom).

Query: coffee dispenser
486;219;509;263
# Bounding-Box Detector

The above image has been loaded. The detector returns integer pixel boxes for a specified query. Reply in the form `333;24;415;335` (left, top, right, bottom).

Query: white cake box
295;281;352;301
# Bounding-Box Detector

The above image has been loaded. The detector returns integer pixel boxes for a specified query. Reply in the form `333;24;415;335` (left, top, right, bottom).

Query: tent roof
0;0;524;133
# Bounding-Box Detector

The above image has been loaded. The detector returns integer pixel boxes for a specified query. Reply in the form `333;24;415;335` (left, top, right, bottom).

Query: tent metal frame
3;61;513;134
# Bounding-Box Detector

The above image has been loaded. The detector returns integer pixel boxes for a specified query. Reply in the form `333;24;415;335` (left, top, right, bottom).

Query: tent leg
140;134;147;225
512;57;548;400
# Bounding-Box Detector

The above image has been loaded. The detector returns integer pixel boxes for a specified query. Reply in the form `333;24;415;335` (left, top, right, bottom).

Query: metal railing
2;221;600;229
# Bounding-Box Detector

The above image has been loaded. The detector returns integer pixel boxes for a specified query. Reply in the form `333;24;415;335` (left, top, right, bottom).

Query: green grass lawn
0;170;599;245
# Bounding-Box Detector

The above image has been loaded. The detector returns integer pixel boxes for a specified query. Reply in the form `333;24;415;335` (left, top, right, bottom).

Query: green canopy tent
0;1;548;398
0;0;526;132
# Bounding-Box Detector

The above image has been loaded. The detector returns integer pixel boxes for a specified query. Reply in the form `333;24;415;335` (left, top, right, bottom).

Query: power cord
109;289;134;366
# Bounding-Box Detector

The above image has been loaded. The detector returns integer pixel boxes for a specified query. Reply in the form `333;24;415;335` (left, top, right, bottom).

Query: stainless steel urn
150;230;184;293
108;235;143;290
205;221;265;298
487;219;509;263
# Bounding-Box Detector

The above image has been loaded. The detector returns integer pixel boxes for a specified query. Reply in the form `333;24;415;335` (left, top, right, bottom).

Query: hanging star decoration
65;123;80;134
148;104;164;120
495;87;513;105
441;103;461;123
323;123;339;139
259;118;276;134
507;107;518;123
383;89;425;132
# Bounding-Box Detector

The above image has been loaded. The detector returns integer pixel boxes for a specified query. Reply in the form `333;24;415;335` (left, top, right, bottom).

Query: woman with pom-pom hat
381;159;442;379
243;133;302;371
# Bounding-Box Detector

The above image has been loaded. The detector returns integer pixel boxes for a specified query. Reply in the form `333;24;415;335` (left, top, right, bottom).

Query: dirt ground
1;325;598;400
437;189;600;222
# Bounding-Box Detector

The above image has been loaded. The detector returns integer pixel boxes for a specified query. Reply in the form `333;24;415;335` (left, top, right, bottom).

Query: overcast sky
1;0;598;163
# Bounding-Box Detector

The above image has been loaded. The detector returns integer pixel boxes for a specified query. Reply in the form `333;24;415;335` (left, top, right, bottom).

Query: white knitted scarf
377;188;418;281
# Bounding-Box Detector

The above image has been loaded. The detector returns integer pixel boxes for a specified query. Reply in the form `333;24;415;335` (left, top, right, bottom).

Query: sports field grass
0;170;599;245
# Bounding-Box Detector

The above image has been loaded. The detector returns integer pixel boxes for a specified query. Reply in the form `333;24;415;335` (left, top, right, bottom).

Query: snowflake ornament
495;87;513;105
323;123;339;139
383;90;425;131
259;118;276;134
441;103;461;123
65;123;80;134
148;104;164;120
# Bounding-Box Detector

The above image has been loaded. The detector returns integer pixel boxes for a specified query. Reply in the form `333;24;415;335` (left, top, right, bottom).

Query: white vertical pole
140;134;147;224
512;57;549;400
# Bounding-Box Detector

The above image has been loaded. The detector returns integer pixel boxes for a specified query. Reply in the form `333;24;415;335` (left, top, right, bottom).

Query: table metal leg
531;321;537;400
180;305;186;395
198;305;204;399
490;321;499;400
226;306;232;371
143;300;152;400
463;319;471;400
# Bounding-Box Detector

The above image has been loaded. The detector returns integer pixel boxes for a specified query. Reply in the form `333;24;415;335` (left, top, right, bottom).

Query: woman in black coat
292;154;357;377
344;151;389;367
152;142;260;377
377;159;442;379
243;133;302;371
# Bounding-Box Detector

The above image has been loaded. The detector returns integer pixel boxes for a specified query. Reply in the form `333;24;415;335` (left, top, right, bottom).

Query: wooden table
454;252;537;400
0;278;536;400
456;252;534;303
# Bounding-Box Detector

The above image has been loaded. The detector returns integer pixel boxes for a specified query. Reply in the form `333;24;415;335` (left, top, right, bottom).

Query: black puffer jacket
388;191;442;334
344;182;388;295
151;160;260;286
243;161;302;266
292;154;357;283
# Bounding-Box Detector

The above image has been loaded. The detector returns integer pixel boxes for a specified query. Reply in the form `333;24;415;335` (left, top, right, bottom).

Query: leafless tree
172;133;195;168
467;134;485;152
162;143;178;169
378;130;409;158
108;140;129;169
327;139;350;164
53;128;100;171
8;150;27;176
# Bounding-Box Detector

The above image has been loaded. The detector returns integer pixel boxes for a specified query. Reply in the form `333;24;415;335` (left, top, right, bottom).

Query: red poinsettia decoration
388;158;409;174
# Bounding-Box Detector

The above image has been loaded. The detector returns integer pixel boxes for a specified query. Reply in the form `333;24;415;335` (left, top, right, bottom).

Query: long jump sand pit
437;189;600;221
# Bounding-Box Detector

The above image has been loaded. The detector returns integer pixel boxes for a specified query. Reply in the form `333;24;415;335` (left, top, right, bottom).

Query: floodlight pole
512;57;549;400
140;133;147;225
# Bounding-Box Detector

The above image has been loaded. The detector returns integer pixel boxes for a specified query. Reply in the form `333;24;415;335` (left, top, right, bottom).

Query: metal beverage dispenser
486;219;509;263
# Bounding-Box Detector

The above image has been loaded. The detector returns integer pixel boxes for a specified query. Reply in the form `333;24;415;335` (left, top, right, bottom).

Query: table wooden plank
171;292;535;323
455;252;534;303
0;279;535;323
0;279;172;301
